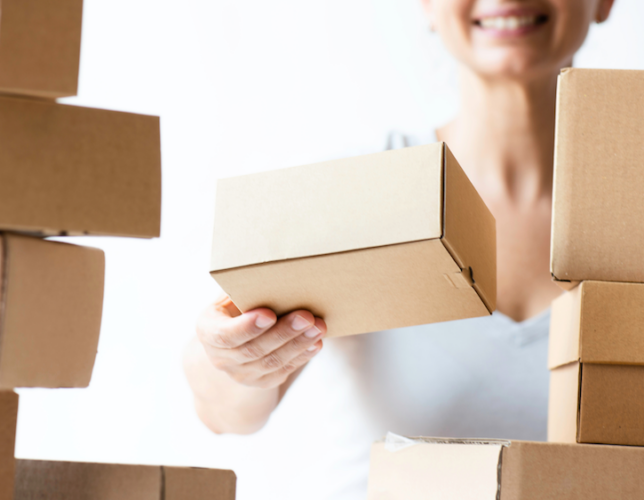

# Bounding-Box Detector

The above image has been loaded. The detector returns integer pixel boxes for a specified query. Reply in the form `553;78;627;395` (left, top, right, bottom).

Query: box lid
551;68;644;284
549;281;644;369
212;143;445;271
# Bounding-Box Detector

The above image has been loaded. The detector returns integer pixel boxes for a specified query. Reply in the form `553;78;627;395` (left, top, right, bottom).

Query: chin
469;49;558;81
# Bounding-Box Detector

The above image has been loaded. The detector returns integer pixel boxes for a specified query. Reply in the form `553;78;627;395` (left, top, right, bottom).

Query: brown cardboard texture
548;281;644;446
14;460;237;500
367;437;644;499
0;0;83;98
0;233;104;388
211;143;496;337
0;96;161;238
551;68;644;286
0;391;18;500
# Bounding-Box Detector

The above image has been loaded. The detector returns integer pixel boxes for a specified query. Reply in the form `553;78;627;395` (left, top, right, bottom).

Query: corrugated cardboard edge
0;391;18;500
0;236;7;358
549;68;571;289
441;143;496;313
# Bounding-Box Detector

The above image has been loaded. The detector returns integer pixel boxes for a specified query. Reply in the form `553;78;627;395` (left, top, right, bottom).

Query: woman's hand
196;294;326;390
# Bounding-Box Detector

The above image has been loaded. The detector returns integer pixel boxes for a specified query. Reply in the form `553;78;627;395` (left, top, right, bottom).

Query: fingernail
255;314;275;329
304;326;321;338
307;343;320;352
291;315;311;331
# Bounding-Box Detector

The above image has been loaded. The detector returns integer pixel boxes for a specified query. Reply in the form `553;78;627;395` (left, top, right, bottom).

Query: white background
15;1;644;499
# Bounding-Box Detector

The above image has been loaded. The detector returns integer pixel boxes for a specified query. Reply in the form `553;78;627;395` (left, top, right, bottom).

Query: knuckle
240;343;264;361
274;328;296;344
261;353;283;371
211;332;234;348
281;363;297;374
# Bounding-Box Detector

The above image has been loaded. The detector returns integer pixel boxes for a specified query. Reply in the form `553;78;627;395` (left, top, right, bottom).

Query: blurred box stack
365;68;644;498
0;1;234;498
548;68;644;450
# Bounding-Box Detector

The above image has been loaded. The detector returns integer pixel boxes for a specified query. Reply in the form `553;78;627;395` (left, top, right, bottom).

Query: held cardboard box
0;233;104;388
551;68;644;289
367;435;644;500
548;281;644;446
14;460;237;500
0;96;161;238
0;0;83;98
211;143;496;337
0;391;18;500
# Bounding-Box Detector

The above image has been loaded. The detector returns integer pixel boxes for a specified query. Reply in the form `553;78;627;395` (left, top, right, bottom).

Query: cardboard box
0;96;161;238
548;280;644;446
367;435;644;499
14;460;237;500
211;143;496;337
0;233;104;388
551;68;644;289
0;0;83;98
0;392;18;500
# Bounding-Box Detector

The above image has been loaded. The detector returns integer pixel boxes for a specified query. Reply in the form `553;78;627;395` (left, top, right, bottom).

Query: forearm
183;336;279;434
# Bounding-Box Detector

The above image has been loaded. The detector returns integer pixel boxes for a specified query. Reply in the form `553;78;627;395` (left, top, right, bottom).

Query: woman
184;0;615;496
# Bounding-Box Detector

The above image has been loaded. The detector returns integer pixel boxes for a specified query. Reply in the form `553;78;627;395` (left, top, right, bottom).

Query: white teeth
479;15;539;30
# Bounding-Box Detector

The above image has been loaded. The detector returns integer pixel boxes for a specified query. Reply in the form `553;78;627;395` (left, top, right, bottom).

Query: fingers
254;343;324;389
232;310;318;364
197;301;277;350
241;317;326;372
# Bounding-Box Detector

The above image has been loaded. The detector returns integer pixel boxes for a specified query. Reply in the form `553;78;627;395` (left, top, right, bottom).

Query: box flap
551;68;644;283
0;391;18;500
0;0;83;98
0;234;105;388
547;362;581;443
163;467;236;500
441;145;496;312
14;460;161;500
500;440;644;499
212;143;444;271
367;436;505;500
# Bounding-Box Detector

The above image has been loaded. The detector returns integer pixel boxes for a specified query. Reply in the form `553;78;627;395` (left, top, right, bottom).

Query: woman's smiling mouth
473;9;549;36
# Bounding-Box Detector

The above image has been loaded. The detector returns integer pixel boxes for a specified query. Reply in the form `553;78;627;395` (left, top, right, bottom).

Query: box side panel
0;391;18;500
212;143;444;271
212;239;490;338
548;285;583;369
579;281;644;365
367;442;501;500
441;145;496;312
551;68;644;283
0;235;105;388
578;363;644;446
14;460;161;500
500;440;644;500
164;467;237;500
0;98;162;238
547;362;580;443
0;0;83;97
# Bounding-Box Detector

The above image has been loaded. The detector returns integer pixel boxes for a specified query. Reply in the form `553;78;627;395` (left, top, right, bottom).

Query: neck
439;68;560;203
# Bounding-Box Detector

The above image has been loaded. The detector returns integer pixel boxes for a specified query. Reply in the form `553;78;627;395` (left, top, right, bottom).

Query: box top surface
549;280;644;368
551;68;644;283
212;143;445;271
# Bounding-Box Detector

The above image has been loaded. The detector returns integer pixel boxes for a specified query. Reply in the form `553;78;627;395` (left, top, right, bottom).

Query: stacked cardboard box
0;1;235;498
548;68;644;448
365;68;644;497
211;142;496;337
